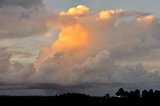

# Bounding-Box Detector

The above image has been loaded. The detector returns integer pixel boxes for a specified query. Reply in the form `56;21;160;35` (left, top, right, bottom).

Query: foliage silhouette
0;88;160;105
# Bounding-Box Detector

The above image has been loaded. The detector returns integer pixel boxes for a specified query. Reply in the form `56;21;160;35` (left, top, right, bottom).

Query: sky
1;0;160;95
45;0;160;17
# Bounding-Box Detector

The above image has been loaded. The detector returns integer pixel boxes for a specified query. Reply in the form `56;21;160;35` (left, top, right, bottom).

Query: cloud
3;63;36;83
34;49;160;86
0;0;43;8
0;47;35;82
136;15;156;23
70;50;160;84
0;0;52;38
59;5;89;16
98;9;123;20
0;47;11;75
1;4;160;90
32;5;160;86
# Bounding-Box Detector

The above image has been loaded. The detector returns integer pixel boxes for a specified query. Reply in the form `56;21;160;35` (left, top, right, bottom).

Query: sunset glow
59;5;89;16
136;15;155;23
53;24;89;51
98;9;123;20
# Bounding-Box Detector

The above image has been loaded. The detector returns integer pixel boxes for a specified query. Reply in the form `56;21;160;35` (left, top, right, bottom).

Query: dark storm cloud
0;0;43;8
0;0;52;38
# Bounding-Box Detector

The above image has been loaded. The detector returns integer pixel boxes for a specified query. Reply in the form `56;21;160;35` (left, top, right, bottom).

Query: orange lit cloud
34;24;89;71
31;5;160;85
34;5;91;71
136;15;155;23
59;5;89;16
53;25;89;51
98;9;123;20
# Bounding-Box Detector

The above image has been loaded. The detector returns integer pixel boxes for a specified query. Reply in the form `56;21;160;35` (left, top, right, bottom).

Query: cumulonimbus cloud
1;4;160;88
31;5;160;86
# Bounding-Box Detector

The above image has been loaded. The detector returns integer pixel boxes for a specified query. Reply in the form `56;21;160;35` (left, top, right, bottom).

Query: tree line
1;88;160;105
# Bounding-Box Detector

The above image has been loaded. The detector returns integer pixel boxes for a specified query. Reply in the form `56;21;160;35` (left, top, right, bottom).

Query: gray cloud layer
0;0;43;8
0;0;51;38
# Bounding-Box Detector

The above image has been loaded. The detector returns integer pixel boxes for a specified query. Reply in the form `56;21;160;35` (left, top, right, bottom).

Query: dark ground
0;88;160;105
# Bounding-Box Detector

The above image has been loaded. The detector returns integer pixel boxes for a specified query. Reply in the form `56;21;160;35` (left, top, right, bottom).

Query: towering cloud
31;5;160;86
1;3;160;89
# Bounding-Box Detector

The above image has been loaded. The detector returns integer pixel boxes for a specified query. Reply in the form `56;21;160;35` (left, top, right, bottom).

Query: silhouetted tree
116;88;125;97
142;90;148;98
154;90;160;97
124;91;130;97
148;89;153;96
104;94;110;99
1;88;160;105
135;89;140;98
